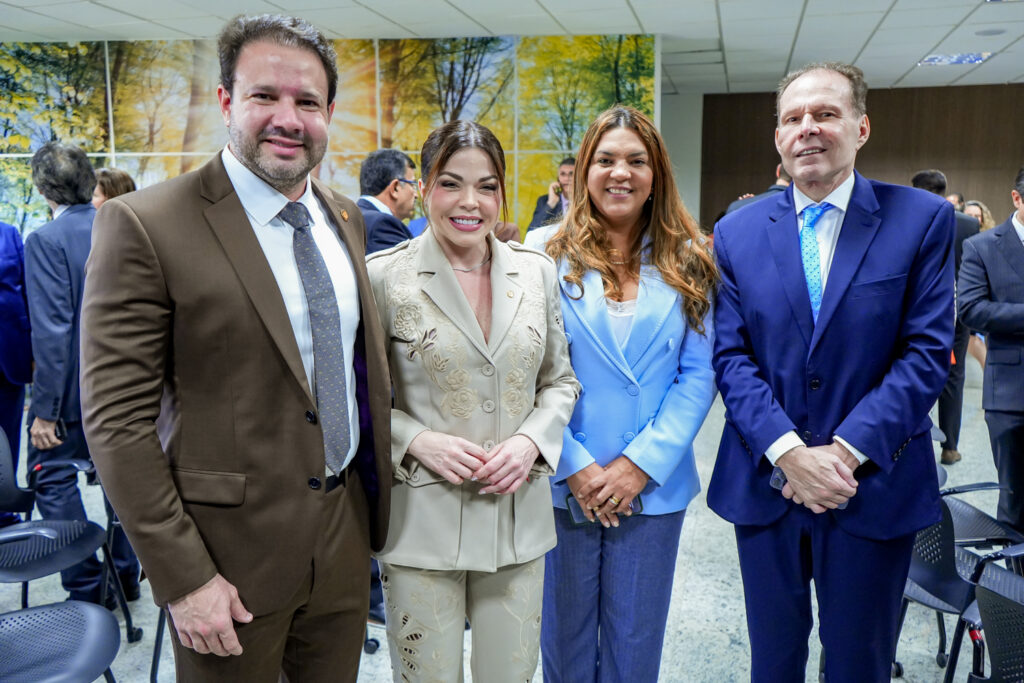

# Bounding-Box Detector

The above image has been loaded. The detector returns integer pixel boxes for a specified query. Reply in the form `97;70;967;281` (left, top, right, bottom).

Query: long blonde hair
544;105;717;334
965;200;996;231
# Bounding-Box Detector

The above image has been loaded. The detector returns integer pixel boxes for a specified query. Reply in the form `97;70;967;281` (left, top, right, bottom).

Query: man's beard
229;123;326;195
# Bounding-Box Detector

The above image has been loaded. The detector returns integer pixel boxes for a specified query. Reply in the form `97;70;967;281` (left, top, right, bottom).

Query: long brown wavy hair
544;105;717;334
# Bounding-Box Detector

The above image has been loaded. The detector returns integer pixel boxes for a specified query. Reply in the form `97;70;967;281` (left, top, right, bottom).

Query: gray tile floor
1;357;1003;682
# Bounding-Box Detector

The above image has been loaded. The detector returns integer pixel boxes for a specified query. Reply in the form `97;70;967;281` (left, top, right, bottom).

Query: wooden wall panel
700;84;1024;230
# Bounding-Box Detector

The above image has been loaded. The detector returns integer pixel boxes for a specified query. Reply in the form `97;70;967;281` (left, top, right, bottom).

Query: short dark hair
218;14;338;104
94;167;136;200
1015;166;1024;196
421;120;508;223
911;169;947;195
559;157;575;167
359;149;415;196
31;142;95;205
777;61;868;121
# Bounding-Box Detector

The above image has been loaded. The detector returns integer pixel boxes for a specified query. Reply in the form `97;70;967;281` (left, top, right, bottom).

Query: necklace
608;248;631;266
451;254;492;273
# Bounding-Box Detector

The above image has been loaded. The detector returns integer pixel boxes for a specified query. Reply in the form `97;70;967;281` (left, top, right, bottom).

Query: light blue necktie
279;201;350;476
800;202;833;322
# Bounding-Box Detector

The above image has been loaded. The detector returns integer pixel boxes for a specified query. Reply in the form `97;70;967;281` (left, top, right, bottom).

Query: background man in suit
24;142;139;603
82;14;391;681
725;163;791;214
357;148;417;254
709;62;954;682
912;168;980;465
0;219;32;528
527;156;574;230
958;166;1024;533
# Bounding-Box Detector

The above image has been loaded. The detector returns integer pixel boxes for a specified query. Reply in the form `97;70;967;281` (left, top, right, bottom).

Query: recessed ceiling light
975;28;1007;35
918;53;993;66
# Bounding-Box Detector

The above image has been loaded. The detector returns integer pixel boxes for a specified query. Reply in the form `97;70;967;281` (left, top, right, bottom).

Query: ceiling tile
969;1;1024;23
661;33;721;52
718;0;803;22
94;0;209;20
932;21;1024;53
805;0;895;15
98;22;190;39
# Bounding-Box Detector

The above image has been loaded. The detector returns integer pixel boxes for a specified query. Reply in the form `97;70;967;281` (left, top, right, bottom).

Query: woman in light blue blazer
525;105;718;683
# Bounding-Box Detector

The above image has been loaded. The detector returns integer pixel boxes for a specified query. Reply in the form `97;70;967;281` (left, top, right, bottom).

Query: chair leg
151;607;167;683
891;598;910;676
101;541;142;642
969;625;985;679
20;580;28;609
942;617;968;683
936;611;948;666
103;667;117;682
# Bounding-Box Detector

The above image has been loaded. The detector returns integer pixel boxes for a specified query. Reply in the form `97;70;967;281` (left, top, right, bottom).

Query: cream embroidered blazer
367;229;579;571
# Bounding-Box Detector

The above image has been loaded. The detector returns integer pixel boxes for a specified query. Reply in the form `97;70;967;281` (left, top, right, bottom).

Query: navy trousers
541;507;685;683
938;319;970;451
25;419;139;600
735;506;914;683
985;410;1024;533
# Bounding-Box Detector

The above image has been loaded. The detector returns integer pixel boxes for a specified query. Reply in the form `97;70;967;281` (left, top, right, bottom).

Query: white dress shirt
765;172;868;466
222;148;361;470
1013;212;1024;246
358;195;393;216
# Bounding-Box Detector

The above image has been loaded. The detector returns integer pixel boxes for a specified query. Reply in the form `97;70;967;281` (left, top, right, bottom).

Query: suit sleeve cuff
834;436;870;465
765;431;804;465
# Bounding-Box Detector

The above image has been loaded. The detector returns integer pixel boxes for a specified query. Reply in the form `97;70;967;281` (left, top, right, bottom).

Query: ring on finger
608;496;621;506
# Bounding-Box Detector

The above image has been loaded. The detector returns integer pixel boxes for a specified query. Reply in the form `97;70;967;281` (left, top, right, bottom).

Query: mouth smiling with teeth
450;216;483;232
797;148;825;157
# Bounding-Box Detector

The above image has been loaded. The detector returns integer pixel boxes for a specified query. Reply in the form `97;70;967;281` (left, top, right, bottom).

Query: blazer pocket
404;462;448;488
988;348;1021;365
847;274;907;300
172;467;247;506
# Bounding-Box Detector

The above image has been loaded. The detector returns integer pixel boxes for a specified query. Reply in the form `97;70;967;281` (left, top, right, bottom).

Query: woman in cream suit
366;120;579;682
525;106;718;682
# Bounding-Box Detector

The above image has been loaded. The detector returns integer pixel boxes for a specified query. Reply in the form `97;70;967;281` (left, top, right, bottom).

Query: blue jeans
541;507;686;683
25;419;139;600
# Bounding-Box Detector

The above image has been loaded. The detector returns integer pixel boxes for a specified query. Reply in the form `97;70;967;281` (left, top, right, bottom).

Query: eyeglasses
397;178;417;188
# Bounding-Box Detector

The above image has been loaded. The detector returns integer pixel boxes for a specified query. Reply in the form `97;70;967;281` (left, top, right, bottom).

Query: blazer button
626;385;639;396
305;410;318;424
411;472;420;482
809;378;821;390
481;364;495;377
482;400;495;413
574;432;586;442
308;477;322;490
802;430;812;442
483;440;495;450
623;432;636;443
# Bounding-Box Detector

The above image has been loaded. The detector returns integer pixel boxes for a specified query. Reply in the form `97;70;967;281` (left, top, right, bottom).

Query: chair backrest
0;427;34;514
909;497;974;609
975;570;1024;683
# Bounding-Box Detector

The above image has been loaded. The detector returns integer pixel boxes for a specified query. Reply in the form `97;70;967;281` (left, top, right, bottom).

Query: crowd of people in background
2;11;1023;683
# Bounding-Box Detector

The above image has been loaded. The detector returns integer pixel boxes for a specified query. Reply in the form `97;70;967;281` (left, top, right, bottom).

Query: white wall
660;92;704;223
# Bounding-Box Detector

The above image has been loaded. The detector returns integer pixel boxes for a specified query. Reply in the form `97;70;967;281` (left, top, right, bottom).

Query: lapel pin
341;209;349;221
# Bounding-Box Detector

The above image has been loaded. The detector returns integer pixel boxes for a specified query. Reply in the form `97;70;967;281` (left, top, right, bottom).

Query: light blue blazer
524;226;716;515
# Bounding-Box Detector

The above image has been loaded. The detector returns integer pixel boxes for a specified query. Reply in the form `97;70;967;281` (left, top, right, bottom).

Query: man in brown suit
80;14;391;681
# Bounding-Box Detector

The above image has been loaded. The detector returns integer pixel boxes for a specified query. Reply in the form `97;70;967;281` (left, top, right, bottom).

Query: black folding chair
968;547;1024;683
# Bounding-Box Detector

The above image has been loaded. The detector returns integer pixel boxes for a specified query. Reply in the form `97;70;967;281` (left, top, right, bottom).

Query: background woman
964;199;996;232
525;105;718;682
366;120;579;682
91;167;136;209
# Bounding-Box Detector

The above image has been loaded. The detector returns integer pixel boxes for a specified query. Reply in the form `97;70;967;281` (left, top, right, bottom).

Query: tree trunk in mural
428;38;509;122
180;40;209;175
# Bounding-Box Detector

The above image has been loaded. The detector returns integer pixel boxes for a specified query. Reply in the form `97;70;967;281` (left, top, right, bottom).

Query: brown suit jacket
81;154;391;614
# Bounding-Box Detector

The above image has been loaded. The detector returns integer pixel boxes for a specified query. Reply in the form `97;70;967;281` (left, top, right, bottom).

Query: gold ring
609;496;621;506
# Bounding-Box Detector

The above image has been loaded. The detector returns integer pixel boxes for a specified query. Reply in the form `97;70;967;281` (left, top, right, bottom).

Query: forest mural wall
0;35;655;236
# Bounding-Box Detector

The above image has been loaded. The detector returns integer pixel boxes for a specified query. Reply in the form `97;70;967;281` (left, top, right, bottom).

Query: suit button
626;385;639;396
624;432;635;443
305;410;318;424
411;472;420;482
482;400;495;413
481;364;495;377
308;477;322;490
483;440;495;450
809;378;821;390
574;432;586;442
802;430;812;442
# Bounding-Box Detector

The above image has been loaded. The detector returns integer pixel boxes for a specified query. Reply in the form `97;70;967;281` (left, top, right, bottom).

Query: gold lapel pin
341;209;349;221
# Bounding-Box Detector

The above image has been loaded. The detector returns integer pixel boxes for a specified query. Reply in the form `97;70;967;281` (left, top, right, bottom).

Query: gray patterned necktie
279;201;350;476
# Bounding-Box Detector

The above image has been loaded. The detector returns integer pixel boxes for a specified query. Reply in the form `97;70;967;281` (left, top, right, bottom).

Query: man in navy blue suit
356;148;417;254
24;142;139;604
709;62;954;682
0;218;32;527
958;166;1024;533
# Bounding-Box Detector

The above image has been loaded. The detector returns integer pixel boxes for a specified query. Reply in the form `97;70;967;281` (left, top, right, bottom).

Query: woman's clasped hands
567;457;649;528
407;431;540;495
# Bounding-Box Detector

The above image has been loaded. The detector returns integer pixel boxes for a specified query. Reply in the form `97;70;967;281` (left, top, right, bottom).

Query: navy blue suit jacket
357;198;412;255
24;204;94;422
0;221;32;388
958;216;1024;412
708;172;954;540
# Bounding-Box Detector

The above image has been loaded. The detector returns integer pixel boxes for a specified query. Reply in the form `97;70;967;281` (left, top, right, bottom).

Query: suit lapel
486;235;523;354
811;172;881;351
418;229;492;359
766;189;814;348
994;219;1024;284
621;266;676;368
559;261;632;378
200;157;313;403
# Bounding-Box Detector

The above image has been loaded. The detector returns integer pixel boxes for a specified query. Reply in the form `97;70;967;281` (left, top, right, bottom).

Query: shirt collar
358;195;393;216
222;147;314;225
1012;212;1024;244
53;204;71;219
792;171;856;216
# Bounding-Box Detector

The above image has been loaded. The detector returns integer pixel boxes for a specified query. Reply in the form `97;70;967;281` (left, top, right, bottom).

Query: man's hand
546;181;561;208
29;417;62;450
777;445;858;514
475;434;539;494
407;430;487;484
494;221;521;242
168;573;253;657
